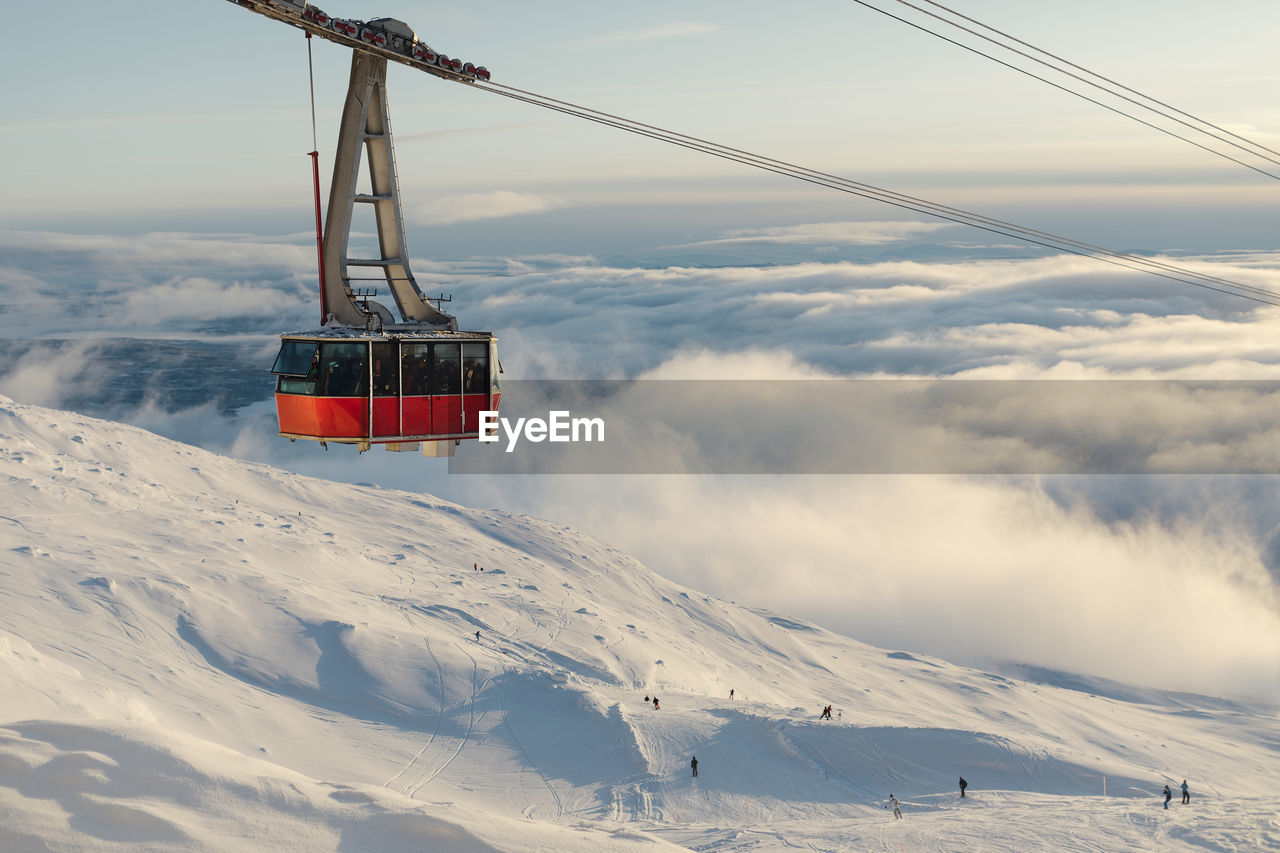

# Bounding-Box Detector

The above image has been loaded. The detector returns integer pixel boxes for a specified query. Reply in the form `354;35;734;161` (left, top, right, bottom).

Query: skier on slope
888;794;902;819
959;776;968;798
1163;785;1172;809
1181;780;1190;804
691;756;698;778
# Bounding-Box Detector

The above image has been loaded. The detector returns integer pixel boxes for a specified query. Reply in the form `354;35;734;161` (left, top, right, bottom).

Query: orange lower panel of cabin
276;392;501;441
276;394;367;438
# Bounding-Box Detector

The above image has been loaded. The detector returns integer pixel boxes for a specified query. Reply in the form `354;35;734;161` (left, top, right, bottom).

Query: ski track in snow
380;575;448;791
501;683;565;823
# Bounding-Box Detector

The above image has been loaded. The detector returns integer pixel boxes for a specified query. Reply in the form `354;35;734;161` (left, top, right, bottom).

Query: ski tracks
382;633;446;789
380;565;496;799
500;683;565;823
401;641;500;799
381;556;575;811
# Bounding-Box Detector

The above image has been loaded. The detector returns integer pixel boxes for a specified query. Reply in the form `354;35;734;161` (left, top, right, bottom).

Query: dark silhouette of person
1163;785;1172;809
959;776;968;798
1181;780;1190;804
474;630;481;641
729;689;734;700
691;756;698;777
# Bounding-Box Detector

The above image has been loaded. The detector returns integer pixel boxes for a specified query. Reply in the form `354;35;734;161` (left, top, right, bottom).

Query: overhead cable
848;0;1280;181
471;79;1280;307
910;0;1280;162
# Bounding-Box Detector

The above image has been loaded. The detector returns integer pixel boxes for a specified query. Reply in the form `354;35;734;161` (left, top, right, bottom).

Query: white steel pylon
321;50;455;330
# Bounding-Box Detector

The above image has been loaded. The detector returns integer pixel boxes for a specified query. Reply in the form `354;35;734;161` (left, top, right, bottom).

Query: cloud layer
3;223;1280;700
414;191;565;225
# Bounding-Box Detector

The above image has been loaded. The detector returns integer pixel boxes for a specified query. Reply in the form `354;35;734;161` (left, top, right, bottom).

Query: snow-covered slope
0;396;1276;852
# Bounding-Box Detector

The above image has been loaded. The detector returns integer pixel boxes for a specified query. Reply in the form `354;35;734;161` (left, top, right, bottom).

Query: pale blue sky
4;0;1278;246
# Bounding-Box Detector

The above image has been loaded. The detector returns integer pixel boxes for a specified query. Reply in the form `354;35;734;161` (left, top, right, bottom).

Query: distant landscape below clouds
2;218;1279;701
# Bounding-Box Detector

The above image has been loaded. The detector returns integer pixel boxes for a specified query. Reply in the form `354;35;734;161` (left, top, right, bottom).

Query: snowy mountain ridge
0;396;1276;851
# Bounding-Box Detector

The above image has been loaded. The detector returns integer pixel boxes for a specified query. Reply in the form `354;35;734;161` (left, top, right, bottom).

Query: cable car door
370;342;401;438
432;343;463;435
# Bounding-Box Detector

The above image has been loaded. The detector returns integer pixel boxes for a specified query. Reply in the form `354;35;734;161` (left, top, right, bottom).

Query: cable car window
434;344;460;394
462;342;488;394
277;374;317;395
371;342;399;397
272;340;318;376
317;342;368;397
402;343;431;395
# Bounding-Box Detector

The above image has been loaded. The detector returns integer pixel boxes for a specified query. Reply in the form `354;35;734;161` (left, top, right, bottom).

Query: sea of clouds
2;219;1279;702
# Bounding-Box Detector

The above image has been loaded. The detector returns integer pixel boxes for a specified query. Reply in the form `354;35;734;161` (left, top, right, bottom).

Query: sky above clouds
3;0;1280;699
4;0;1280;236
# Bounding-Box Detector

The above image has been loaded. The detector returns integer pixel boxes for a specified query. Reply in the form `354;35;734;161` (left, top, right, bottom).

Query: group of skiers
886;778;967;819
886;776;1193;819
628;682;1199;820
463;564;1200;820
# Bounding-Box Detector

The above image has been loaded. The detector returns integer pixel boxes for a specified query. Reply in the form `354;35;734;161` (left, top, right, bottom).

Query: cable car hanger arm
224;0;490;83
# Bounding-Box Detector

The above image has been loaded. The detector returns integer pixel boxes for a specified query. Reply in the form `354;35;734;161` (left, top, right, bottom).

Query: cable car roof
281;327;495;342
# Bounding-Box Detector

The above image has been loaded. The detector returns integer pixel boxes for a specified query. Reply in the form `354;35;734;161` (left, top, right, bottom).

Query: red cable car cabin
272;331;500;452
258;36;501;457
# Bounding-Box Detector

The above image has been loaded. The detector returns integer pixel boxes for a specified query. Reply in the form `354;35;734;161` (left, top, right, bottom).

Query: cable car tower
231;0;499;456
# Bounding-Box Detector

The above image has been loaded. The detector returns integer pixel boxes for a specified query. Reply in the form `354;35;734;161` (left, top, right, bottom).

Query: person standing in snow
474;630;481;642
729;689;734;700
1163;785;1172;809
888;794;902;819
1181;780;1190;804
959;777;968;798
653;697;660;710
691;756;698;778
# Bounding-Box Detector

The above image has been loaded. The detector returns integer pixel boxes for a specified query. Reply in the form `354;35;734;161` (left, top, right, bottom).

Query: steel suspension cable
470;79;1280;306
877;0;1280;168
911;0;1280;162
482;80;1263;295
847;0;1280;182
